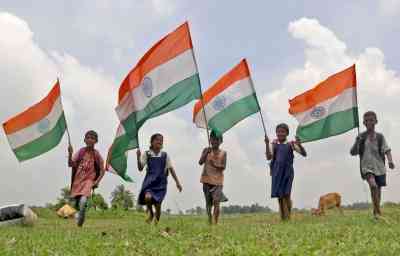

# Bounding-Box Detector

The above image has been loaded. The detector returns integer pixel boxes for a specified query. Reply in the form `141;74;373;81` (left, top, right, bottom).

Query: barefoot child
137;133;182;224
350;111;395;219
68;130;105;227
265;123;306;221
199;130;227;225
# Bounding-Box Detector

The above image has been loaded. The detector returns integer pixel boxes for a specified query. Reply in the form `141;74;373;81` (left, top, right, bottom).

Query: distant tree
110;184;135;210
195;206;205;215
45;203;56;210
221;204;272;214
88;193;108;210
54;187;74;209
383;201;399;208
185;208;196;215
343;202;371;210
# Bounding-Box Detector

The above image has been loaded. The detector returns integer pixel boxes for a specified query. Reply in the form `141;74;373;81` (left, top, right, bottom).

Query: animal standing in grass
68;130;105;227
137;133;182;224
350;111;395;219
199;130;227;225
311;192;342;216
265;123;307;221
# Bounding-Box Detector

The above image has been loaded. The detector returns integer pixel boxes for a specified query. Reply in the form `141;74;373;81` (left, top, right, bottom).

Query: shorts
366;173;387;187
202;183;228;204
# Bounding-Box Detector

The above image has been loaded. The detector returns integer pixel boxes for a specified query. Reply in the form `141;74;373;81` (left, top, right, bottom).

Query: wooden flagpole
58;78;72;147
246;60;267;137
187;22;211;147
352;65;369;203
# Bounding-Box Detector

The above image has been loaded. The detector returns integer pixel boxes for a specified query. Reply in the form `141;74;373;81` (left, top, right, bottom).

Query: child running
68;130;105;227
265;123;306;221
137;133;182;224
199;130;227;225
350;111;395;219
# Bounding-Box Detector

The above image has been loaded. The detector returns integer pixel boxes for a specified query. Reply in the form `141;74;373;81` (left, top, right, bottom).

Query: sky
1;0;400;212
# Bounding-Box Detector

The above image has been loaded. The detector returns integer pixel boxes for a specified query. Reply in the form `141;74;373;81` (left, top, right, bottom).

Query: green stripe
122;74;201;139
296;107;359;143
13;113;67;162
109;74;201;182
208;94;260;135
108;133;136;182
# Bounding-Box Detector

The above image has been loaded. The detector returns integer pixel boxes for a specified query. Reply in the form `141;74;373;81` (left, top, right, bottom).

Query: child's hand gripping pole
66;127;72;153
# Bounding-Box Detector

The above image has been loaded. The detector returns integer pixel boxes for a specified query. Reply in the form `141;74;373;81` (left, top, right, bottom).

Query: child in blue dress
265;123;306;221
136;133;182;224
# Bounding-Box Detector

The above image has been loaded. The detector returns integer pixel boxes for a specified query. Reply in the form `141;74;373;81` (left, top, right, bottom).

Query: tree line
44;187;400;213
186;203;273;215
46;184;137;211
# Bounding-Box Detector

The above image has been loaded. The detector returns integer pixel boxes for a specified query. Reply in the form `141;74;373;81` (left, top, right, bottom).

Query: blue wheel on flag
37;118;50;134
310;106;326;119
212;96;227;111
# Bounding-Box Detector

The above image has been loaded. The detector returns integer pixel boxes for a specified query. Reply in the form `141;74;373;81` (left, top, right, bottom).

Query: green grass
1;207;400;255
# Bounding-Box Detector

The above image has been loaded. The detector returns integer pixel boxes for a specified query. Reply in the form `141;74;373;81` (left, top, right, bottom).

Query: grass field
1;207;400;255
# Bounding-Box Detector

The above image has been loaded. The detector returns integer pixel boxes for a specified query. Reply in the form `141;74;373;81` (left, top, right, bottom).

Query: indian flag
108;22;201;181
289;65;359;143
193;59;260;135
106;124;134;182
116;21;201;141
3;81;67;161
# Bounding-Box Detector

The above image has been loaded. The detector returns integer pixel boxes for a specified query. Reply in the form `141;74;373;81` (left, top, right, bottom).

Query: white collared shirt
140;149;173;170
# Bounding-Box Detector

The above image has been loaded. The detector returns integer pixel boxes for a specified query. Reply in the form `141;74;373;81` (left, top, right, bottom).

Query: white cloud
379;0;400;16
0;12;255;213
151;0;178;16
2;10;399;214
289;18;347;52
260;17;400;208
0;12;119;206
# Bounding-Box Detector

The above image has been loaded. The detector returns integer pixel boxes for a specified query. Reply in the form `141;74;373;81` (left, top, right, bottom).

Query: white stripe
194;77;254;128
116;49;197;121
115;124;126;137
292;87;357;126
7;97;64;149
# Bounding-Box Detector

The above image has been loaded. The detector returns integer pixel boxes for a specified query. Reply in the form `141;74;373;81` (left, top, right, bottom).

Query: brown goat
311;193;342;216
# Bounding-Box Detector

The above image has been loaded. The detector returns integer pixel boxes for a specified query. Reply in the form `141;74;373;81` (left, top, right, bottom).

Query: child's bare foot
213;217;219;225
373;212;381;220
145;211;154;224
373;208;382;220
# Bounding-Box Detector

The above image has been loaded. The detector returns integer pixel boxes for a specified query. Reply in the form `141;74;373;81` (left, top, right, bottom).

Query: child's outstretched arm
386;150;395;169
169;167;183;192
136;150;145;171
350;136;360;156
68;145;75;168
199;148;210;165
295;137;307;157
94;156;106;188
265;136;273;160
381;136;395;169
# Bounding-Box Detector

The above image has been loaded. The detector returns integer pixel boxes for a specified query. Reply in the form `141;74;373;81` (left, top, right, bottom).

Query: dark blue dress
138;152;168;205
270;143;294;198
